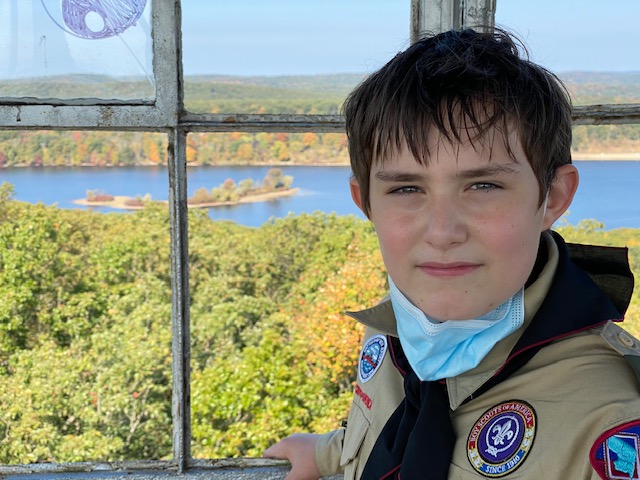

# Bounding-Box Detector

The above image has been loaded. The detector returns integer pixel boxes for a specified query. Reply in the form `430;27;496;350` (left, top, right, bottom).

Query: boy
264;28;638;479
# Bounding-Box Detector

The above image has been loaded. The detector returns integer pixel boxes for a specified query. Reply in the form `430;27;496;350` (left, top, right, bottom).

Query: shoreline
73;188;299;210
4;153;640;170
572;152;640;161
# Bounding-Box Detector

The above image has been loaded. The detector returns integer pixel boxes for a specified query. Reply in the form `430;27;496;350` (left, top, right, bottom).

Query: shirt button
618;331;636;349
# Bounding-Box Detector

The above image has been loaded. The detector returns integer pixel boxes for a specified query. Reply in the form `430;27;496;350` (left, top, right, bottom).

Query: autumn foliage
0;182;638;463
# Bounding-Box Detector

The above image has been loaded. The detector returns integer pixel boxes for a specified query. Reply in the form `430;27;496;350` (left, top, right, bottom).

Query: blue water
1;161;639;229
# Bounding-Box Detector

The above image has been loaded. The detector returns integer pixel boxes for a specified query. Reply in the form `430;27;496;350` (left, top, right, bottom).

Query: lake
1;162;639;230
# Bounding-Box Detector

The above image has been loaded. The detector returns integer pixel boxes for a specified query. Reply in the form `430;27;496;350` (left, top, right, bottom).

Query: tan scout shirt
315;234;640;479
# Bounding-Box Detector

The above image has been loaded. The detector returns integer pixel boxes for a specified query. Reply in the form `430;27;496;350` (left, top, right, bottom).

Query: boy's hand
263;433;321;480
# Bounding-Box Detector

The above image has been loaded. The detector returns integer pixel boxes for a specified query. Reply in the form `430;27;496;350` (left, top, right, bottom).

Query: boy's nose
422;200;467;249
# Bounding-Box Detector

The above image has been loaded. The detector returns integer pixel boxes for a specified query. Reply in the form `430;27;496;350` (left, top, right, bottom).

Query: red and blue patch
591;421;640;480
358;334;387;384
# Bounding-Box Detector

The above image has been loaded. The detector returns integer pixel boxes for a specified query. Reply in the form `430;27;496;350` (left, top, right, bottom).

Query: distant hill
559;71;640;105
0;74;154;101
184;73;366;114
184;71;640;113
186;73;366;95
2;71;638;110
560;71;640;85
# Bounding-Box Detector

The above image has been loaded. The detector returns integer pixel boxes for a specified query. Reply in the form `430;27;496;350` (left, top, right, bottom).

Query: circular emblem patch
358;334;387;383
467;400;536;477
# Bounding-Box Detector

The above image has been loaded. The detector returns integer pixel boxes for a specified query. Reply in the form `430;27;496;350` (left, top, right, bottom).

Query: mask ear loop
540;194;550;229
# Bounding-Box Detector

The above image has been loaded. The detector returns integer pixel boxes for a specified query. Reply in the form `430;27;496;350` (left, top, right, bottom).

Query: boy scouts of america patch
467;400;536;477
590;421;640;479
358;334;387;383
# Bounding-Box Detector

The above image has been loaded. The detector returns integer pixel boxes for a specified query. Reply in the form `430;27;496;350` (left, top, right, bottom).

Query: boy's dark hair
344;28;573;216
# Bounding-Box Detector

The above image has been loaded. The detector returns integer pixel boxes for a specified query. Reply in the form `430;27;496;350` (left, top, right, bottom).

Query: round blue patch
467;400;536;477
358;334;387;383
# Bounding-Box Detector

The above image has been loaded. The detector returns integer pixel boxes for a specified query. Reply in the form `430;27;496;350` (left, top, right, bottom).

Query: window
1;0;638;478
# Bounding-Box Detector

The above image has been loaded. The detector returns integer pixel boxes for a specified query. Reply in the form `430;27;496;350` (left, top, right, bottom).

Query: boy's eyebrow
374;163;520;182
374;171;424;182
456;163;519;179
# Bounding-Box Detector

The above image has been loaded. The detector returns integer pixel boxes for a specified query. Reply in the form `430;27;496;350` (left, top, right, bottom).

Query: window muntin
0;0;154;101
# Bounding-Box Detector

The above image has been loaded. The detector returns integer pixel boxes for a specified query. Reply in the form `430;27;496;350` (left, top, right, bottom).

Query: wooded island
73;168;297;210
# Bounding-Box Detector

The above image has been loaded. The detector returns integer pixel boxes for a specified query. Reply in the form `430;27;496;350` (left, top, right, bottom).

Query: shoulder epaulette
600;321;640;383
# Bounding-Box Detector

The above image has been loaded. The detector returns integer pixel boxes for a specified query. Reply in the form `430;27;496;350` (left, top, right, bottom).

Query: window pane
0;0;154;100
181;0;410;114
0;131;171;463
573;125;640;161
180;132;362;227
184;131;376;458
559;125;640;230
495;0;640;105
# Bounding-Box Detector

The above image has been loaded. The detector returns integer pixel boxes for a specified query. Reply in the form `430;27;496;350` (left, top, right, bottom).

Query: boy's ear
349;178;365;213
542;164;579;230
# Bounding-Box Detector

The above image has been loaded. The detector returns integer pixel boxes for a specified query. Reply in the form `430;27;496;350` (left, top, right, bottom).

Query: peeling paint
100;106;115;126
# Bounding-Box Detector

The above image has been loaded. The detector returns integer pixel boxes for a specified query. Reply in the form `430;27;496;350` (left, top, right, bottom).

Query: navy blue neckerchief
361;232;633;480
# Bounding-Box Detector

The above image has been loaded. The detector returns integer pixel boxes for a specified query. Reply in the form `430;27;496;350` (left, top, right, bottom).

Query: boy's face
351;127;576;321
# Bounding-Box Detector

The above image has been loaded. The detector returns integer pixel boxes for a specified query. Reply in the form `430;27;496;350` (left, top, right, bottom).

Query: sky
180;0;640;76
1;0;638;79
494;0;640;73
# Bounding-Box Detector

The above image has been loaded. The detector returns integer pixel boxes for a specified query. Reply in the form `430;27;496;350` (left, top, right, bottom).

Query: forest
0;182;639;464
0;72;639;169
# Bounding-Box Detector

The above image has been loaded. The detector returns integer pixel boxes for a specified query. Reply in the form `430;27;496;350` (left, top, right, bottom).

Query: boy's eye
469;182;500;191
390;186;421;195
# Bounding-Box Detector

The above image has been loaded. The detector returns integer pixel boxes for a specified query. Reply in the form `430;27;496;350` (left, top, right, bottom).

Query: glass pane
0;130;171;463
495;0;640;105
186;132;384;459
573;124;640;162
0;0;154;100
555;125;640;230
181;0;410;114
180;132;362;227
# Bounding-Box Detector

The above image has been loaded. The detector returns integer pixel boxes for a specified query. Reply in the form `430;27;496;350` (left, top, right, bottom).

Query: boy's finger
263;441;287;459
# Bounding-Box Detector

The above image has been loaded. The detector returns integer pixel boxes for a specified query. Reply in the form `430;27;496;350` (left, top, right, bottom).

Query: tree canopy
0;184;638;463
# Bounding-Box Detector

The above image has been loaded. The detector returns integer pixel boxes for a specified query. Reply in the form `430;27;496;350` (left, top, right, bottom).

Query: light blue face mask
388;276;525;381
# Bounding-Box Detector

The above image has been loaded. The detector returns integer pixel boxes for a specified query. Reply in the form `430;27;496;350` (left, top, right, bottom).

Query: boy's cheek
375;222;414;254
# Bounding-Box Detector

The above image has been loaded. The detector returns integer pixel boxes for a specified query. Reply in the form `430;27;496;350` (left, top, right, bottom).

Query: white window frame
0;0;637;478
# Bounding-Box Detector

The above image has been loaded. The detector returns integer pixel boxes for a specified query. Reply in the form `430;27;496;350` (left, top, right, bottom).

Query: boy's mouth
417;262;481;277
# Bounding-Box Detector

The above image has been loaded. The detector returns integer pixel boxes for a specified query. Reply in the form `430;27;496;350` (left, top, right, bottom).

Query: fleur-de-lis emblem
486;420;515;456
492;420;515;446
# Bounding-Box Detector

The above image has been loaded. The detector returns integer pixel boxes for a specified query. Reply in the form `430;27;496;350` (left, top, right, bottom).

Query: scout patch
467;400;536;478
590;421;640;480
358;334;387;383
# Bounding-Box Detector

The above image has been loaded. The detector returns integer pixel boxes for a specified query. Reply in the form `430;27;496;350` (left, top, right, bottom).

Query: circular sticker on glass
467;400;536;477
358;334;387;383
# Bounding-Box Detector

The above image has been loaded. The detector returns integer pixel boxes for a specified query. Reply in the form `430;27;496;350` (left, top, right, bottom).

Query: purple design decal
42;0;147;39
